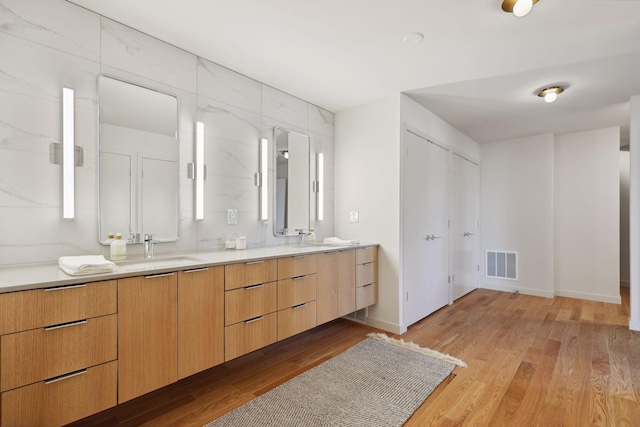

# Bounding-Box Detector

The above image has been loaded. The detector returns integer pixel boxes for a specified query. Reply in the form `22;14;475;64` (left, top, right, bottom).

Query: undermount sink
297;244;348;250
114;256;203;271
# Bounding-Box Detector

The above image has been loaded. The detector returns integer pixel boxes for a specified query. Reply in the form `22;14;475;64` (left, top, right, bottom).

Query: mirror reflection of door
141;157;178;238
98;75;179;244
100;152;132;237
273;128;310;236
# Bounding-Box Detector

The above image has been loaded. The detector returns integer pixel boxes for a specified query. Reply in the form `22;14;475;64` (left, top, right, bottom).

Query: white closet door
451;154;480;301
403;129;450;328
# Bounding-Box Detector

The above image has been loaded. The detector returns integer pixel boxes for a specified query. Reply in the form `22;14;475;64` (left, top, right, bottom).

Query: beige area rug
204;333;466;427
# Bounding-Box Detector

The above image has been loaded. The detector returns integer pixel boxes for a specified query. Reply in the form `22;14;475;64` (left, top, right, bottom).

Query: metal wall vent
486;250;518;281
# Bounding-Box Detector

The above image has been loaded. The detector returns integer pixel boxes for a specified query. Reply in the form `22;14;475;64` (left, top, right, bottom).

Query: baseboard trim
629;319;640;332
479;283;554;299
365;317;406;335
554;289;621;304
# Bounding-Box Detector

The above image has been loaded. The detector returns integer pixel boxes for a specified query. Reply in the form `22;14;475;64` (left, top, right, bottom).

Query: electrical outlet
349;211;359;223
227;209;237;224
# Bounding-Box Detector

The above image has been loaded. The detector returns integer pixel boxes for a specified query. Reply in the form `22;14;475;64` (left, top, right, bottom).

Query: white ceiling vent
486;250;518;281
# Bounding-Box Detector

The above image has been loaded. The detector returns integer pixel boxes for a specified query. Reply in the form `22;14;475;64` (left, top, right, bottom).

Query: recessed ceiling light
403;33;424;46
537;87;564;103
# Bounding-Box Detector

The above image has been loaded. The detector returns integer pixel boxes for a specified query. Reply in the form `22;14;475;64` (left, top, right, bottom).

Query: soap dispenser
308;229;316;244
110;233;127;260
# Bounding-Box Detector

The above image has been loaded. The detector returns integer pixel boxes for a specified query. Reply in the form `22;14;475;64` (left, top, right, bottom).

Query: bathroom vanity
0;244;377;427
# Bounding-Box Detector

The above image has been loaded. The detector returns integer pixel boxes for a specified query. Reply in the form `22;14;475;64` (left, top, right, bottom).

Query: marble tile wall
0;0;335;265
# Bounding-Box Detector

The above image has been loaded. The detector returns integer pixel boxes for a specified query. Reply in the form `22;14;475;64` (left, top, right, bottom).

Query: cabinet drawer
225;312;277;362
355;246;377;265
356;262;377;287
277;254;317;280
225;259;277;290
0;280;117;335
1;314;117;392
277;274;316;310
356;283;378;310
277;301;317;341
1;360;117;427
225;281;277;326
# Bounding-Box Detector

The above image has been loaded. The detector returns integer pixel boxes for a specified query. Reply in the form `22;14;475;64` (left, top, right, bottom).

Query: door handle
423;235;442;241
463;232;475;237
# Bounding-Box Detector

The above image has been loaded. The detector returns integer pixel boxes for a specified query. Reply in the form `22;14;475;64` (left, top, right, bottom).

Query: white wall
0;0;335;265
480;128;620;304
629;95;640;331
621;151;631;284
554;128;620;303
335;95;401;332
480;134;555;297
335;94;481;333
400;95;479;163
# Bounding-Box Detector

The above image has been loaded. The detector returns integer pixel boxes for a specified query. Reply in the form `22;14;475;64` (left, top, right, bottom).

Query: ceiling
69;0;640;144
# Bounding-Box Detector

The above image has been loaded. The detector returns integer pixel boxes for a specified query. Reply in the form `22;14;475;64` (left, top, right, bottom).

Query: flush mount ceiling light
537;86;564;103
502;0;539;17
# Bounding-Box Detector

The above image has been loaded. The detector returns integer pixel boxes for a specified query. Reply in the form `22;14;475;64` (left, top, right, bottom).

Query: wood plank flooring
67;287;640;427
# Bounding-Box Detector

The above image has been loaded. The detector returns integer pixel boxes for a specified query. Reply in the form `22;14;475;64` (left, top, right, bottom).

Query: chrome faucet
144;234;154;259
297;230;310;246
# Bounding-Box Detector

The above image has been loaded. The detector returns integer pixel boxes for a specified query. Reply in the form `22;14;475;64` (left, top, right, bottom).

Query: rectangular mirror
274;127;310;236
98;75;180;244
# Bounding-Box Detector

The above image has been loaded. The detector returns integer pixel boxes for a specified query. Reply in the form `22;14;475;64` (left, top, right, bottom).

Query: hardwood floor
67;287;640;427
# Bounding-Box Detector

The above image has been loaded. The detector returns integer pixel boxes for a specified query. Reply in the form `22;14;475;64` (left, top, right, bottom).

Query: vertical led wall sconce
195;121;205;221
259;138;269;221
62;87;75;219
316;153;324;221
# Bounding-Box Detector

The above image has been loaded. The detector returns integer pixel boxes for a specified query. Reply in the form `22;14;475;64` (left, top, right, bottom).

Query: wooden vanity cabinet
0;246;378;426
316;252;338;325
337;249;356;317
224;260;279;362
355;247;378;310
276;254;317;341
316;249;356;324
0;280;118;427
177;266;224;380
117;273;177;404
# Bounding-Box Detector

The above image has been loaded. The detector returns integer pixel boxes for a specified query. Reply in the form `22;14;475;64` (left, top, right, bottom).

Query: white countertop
0;243;378;293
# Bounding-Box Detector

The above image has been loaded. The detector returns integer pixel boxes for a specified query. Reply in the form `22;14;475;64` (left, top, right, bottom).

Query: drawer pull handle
245;316;263;324
293;275;306;281
45;319;87;331
144;272;175;279
246;260;265;265
245;284;264;290
293;255;307;259
362;262;374;266
45;369;87;385
363;283;374;288
45;283;87;292
184;267;209;273
293;303;307;310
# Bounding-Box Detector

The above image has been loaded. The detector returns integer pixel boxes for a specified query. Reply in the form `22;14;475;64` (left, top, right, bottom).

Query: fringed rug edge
367;332;468;368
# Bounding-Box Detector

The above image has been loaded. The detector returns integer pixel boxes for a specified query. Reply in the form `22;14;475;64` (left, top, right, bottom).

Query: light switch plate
227;209;237;224
349;211;359;223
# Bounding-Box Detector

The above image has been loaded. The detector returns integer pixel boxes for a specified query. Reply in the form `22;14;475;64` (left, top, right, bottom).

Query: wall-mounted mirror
274;127;310;236
98;75;180;244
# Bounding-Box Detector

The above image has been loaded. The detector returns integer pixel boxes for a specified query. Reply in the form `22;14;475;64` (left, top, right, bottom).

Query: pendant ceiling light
537;87;564;103
502;0;539;17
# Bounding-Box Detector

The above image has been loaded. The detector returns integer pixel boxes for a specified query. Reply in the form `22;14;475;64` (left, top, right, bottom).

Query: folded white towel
59;255;115;276
323;237;360;246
